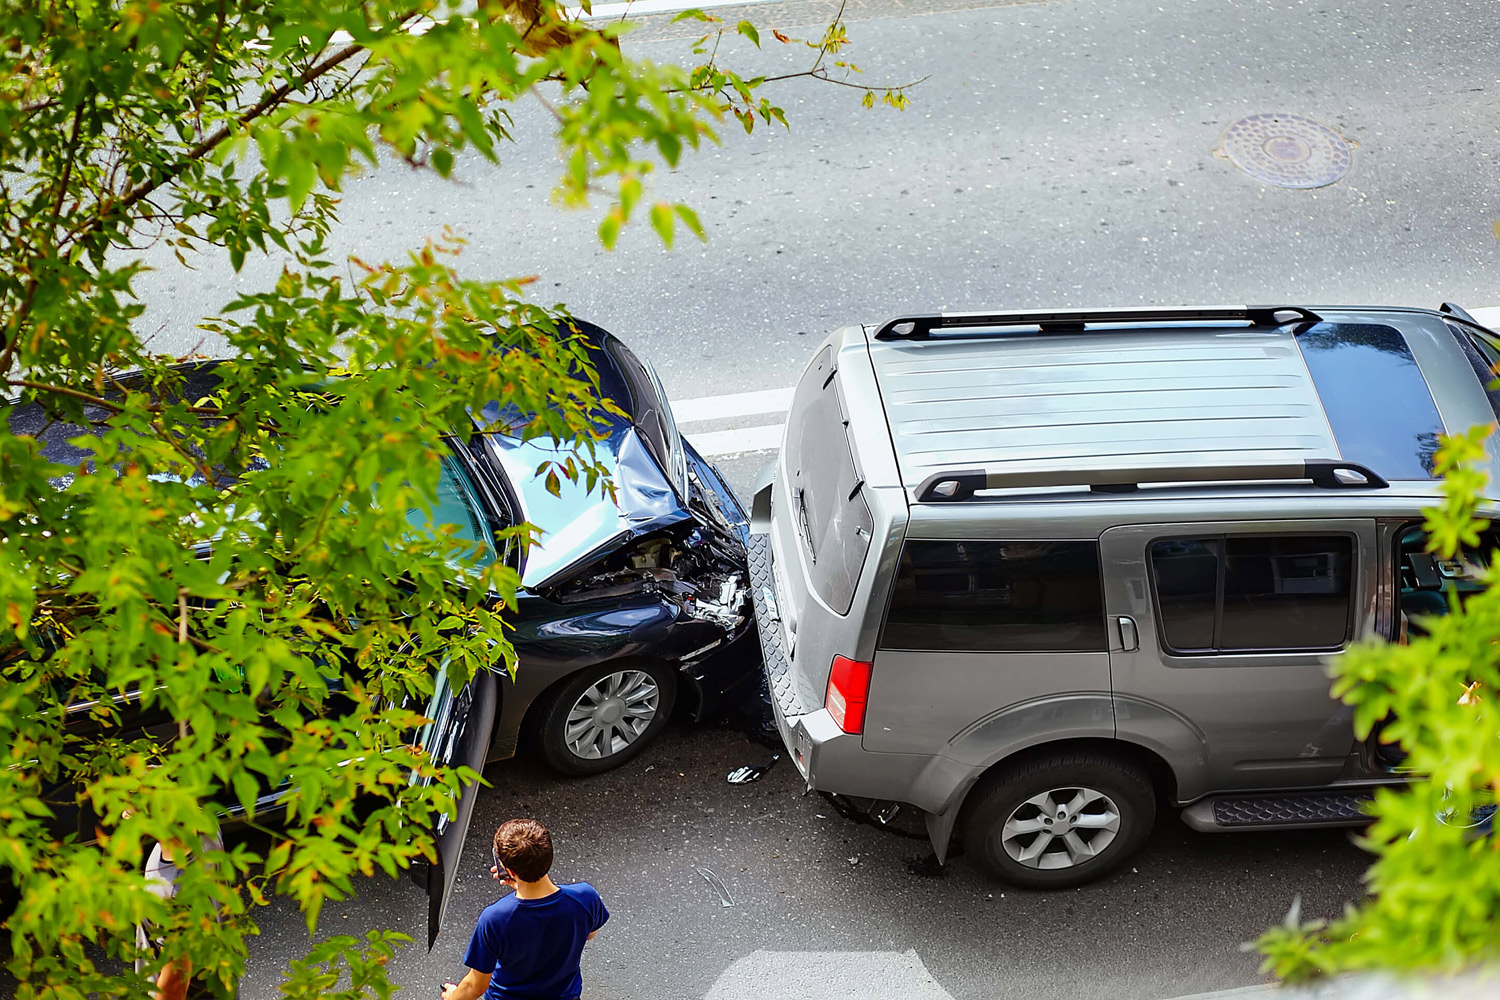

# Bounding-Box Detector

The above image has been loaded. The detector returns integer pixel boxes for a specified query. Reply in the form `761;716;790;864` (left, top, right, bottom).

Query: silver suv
749;304;1500;888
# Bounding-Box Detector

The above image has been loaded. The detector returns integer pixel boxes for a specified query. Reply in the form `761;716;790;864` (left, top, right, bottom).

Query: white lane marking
704;950;956;1000
687;423;784;457
574;0;780;18
672;386;794;425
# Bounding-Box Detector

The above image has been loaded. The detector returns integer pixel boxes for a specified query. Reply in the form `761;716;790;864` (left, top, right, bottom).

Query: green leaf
431;148;455;178
737;20;761;47
598;210;623;250
656;132;683;168
285;156;317;214
673;204;706;242
649;203;675;248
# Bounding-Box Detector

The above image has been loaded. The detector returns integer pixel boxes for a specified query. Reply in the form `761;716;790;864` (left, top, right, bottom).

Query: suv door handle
1116;615;1139;652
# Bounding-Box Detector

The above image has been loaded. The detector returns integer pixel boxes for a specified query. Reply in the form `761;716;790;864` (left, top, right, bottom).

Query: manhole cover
1220;113;1352;188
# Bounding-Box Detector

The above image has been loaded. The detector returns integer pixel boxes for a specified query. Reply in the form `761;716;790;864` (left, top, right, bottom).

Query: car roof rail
872;305;1323;341
914;459;1389;503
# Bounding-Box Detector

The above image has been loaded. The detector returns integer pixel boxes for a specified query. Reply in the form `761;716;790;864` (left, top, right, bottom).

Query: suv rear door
1099;519;1377;796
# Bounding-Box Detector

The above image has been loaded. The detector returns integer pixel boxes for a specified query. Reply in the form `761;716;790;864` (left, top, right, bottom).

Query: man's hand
490;865;514;886
441;968;492;1000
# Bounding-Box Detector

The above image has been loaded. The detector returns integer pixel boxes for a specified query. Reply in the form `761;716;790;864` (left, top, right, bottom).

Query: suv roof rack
873;305;1323;341
914;460;1388;503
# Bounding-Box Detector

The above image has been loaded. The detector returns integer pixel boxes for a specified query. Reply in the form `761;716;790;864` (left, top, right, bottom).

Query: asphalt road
107;0;1499;994
237;725;1369;1000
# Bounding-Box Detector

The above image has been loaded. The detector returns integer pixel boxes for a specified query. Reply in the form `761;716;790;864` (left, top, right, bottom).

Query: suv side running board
914;460;1390;503
1182;791;1374;832
873;305;1322;340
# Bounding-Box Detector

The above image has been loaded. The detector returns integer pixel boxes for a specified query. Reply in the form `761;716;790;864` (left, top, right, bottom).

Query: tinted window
785;347;872;615
882;540;1106;652
1296;324;1443;480
1150;535;1353;654
1150;538;1219;651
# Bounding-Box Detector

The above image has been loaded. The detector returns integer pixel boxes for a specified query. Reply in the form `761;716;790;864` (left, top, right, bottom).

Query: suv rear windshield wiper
794;486;816;564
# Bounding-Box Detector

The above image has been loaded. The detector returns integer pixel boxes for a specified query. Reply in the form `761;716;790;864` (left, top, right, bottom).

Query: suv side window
1150;534;1354;654
882;540;1106;652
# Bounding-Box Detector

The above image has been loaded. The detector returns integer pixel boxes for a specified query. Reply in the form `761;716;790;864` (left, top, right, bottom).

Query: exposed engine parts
546;523;749;639
685;574;747;631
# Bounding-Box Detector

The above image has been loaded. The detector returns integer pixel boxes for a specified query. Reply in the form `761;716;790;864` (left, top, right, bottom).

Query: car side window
881;540;1106;652
1149;534;1354;654
404;454;499;570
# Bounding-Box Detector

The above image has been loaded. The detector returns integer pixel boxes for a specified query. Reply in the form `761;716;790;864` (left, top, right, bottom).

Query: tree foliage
0;0;906;995
1256;424;1500;979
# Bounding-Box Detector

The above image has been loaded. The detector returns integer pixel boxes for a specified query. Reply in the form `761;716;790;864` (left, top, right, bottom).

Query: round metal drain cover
1221;113;1352;188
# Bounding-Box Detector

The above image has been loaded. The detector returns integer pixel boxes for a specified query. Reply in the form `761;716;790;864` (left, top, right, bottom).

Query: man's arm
441;968;492;1000
587;931;598;941
154;956;190;1000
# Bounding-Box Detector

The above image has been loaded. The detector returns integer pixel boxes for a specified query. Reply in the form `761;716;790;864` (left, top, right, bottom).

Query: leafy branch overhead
0;0;912;997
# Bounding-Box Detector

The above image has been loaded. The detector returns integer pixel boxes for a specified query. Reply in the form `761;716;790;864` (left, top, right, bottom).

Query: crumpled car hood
474;414;693;592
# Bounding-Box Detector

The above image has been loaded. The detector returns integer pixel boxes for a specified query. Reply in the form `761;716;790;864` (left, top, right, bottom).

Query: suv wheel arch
925;738;1177;864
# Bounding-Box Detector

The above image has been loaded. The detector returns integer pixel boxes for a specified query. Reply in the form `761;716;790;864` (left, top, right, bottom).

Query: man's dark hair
494;818;553;882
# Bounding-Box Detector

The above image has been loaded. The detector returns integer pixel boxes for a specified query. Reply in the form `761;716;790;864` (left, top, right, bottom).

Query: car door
411;666;499;948
1099;519;1377;797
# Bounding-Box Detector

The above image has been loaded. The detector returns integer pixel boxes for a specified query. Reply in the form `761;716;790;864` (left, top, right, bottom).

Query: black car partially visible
3;320;756;943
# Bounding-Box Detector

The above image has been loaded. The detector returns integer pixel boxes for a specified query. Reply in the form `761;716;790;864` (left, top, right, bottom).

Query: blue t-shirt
463;882;609;1000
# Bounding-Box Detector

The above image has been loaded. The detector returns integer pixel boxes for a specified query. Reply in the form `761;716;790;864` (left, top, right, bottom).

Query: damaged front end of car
467;321;759;758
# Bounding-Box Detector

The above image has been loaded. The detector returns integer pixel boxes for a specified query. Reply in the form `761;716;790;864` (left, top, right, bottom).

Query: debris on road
694;866;735;907
727;755;781;784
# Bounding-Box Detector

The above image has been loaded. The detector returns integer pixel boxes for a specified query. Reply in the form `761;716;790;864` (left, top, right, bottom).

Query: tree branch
0;102;88;375
71;34;384;250
5;379;225;417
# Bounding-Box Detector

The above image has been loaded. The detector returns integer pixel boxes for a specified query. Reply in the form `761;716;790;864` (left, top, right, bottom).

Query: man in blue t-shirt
441;819;609;1000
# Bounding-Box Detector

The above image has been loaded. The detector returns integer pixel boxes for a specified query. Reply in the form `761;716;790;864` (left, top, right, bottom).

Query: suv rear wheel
963;751;1156;888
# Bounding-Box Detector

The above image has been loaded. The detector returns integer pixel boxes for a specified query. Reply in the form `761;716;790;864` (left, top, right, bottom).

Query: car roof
860;305;1497;503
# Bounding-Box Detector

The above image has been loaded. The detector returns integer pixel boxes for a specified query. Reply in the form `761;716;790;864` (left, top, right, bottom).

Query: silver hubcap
999;786;1122;870
564;670;660;760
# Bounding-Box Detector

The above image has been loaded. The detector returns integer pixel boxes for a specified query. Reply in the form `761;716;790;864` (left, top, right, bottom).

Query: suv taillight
825;655;873;734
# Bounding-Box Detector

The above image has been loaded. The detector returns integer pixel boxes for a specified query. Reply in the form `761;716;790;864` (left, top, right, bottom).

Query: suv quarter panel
863;534;1114;757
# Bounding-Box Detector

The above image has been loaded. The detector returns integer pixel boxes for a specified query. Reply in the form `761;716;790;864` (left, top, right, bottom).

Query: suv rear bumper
748;531;935;801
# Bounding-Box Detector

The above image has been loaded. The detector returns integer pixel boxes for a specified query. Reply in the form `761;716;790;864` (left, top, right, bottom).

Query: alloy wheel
999;785;1122;870
563;669;661;760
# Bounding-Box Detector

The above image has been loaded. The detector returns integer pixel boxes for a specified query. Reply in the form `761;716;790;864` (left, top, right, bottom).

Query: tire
962;751;1156;889
536;662;678;776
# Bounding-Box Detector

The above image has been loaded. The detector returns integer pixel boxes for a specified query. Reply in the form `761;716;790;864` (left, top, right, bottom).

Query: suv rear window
882;540;1106;652
1150;534;1354;653
785;346;873;615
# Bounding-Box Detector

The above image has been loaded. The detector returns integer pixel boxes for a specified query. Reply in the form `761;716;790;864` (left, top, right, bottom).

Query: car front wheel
962;751;1156;889
537;662;678;776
